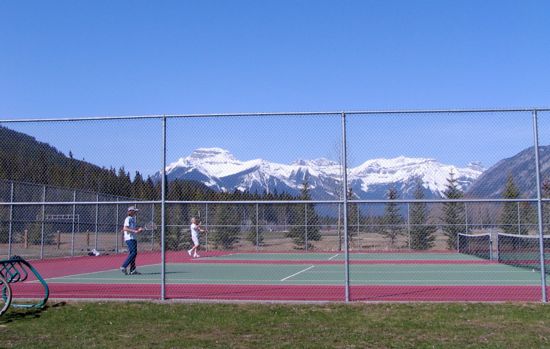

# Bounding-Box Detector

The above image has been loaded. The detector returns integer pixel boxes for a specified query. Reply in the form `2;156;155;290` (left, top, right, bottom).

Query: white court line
328;254;339;260
38;263;163;283
280;265;315;281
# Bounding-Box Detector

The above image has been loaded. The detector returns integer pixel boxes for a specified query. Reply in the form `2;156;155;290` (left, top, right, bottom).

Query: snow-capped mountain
155;148;485;199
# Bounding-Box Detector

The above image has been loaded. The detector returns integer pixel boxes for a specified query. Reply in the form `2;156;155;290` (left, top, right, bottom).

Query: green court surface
42;252;547;287
202;252;487;261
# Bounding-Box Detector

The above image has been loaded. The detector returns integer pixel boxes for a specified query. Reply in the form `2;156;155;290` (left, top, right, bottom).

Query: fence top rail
1;198;548;206
1;108;549;123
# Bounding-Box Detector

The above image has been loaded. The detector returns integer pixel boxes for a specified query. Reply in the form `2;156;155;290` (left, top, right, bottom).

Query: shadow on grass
0;301;66;323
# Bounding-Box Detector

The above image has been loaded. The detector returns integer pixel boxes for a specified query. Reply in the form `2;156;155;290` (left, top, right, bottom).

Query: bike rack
1;256;49;316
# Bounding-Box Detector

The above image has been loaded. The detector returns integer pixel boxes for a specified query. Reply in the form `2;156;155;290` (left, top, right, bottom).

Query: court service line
328;254;339;260
280;265;315;281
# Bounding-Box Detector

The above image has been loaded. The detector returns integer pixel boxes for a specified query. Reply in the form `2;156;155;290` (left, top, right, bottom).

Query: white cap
128;206;139;212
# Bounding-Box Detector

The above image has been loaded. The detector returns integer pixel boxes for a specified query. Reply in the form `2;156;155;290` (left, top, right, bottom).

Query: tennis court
10;250;549;302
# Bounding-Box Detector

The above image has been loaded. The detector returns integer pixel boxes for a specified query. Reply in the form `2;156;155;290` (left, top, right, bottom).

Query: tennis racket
143;222;158;231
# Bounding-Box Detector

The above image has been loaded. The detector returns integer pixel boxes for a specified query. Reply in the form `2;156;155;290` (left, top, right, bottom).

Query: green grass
1;302;549;348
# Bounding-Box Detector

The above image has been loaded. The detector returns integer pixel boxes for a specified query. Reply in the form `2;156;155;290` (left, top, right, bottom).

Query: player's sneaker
120;267;127;275
129;270;141;275
193;254;200;258
187;249;192;256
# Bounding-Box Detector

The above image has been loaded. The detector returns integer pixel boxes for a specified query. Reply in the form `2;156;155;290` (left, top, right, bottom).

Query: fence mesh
1;110;549;302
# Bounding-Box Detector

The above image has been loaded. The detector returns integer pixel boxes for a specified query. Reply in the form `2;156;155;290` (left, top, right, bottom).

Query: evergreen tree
132;172;147;199
286;179;322;249
442;171;466;249
144;177;157;200
346;187;360;248
409;180;436;250
246;225;264;247
210;194;241;249
500;173;527;235
117;167;132;197
164;180;189;250
382;186;403;247
245;203;265;247
0;208;9;243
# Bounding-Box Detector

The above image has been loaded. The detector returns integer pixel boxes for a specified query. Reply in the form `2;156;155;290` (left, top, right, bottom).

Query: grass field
1;302;549;348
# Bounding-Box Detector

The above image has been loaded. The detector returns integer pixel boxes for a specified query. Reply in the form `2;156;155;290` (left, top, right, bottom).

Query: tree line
3;125;550;251
363;172;550;251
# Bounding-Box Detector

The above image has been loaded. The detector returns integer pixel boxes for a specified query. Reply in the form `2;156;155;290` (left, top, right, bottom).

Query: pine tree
165;180;188;250
210;194;241;249
500;173;526;235
286;179;322;249
132;172;147;199
117;167;132;197
409;180;436;250
382;186;403;247
346;187;360;248
246;225;264;247
442;171;466;249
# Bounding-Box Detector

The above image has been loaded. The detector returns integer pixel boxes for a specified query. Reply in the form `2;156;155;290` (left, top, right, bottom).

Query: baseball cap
128;206;139;212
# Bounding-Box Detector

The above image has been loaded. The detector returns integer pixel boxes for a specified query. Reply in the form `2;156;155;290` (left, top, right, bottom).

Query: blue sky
1;1;549;176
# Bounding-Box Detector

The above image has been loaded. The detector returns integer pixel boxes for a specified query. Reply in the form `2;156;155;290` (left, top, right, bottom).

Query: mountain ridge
157;148;485;199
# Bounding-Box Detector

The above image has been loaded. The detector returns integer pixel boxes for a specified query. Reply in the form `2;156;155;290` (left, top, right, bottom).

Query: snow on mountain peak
292;158;339;167
466;161;484;171
161;149;484;199
189;148;236;161
351;156;436;176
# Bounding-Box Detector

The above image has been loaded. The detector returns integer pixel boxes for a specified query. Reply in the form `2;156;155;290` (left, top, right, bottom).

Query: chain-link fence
1;109;549;302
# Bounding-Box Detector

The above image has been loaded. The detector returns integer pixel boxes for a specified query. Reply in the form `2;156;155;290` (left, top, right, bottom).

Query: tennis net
497;233;550;272
457;233;492;260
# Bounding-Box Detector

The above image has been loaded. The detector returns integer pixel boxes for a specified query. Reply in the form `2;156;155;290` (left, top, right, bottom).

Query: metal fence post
71;190;76;257
304;204;308;252
115;199;120;254
255;203;259;251
407;203;411;249
341;112;350;302
95;194;99;251
161;115;167;300
151;203;155;251
532;110;547;302
205;204;209;252
40;185;46;259
517;202;521;235
8;182;14;257
464;202;468;233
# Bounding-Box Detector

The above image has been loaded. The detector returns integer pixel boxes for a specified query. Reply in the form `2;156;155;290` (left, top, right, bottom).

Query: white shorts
191;234;200;246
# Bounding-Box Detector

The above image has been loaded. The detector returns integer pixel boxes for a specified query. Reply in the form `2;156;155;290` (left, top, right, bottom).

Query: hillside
0;126;145;197
0;126;226;200
466;146;550;198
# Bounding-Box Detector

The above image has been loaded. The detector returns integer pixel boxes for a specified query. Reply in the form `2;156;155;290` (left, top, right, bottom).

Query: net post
532;109;547;302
